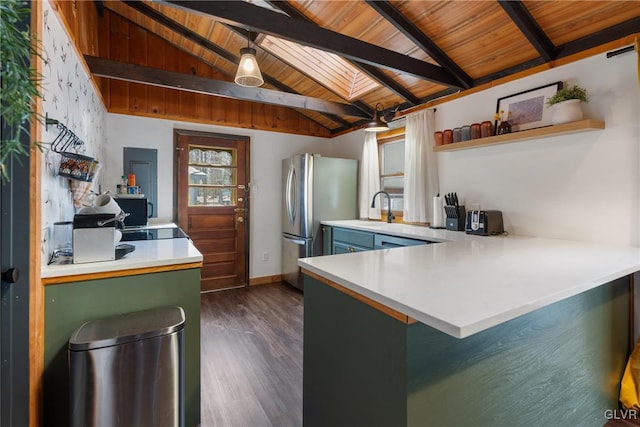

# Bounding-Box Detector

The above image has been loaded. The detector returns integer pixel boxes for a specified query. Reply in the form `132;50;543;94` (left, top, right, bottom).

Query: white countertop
322;219;474;243
42;237;202;278
300;220;640;338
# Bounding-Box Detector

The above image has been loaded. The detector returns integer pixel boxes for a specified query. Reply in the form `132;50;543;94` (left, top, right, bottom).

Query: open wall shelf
433;119;605;152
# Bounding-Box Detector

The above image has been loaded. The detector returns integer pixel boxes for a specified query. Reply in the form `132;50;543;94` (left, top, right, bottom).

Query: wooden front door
175;130;250;292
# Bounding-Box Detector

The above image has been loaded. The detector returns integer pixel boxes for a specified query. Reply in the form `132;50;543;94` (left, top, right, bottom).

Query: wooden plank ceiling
89;0;640;134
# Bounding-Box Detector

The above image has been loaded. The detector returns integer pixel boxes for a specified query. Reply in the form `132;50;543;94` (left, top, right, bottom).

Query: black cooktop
120;227;188;242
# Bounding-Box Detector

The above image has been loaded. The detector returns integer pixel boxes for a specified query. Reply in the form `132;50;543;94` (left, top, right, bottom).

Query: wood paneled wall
52;0;100;56
92;10;331;137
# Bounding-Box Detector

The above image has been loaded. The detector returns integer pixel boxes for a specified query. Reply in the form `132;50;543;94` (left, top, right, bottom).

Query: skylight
259;35;380;101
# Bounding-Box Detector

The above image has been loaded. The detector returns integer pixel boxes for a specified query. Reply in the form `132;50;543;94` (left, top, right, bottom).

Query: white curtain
359;131;381;219
403;109;439;223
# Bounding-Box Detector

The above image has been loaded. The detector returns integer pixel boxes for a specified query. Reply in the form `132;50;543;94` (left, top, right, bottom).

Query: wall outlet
262;251;269;261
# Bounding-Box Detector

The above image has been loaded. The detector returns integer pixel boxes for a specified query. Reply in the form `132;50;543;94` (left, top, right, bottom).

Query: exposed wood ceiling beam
119;1;354;129
365;0;472;89
474;17;640;86
553;16;640;58
161;0;463;88
85;55;371;118
498;0;555;62
94;0;104;18
266;0;421;106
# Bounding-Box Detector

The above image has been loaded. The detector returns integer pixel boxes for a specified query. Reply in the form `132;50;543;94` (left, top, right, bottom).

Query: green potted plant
545;84;589;125
0;0;42;182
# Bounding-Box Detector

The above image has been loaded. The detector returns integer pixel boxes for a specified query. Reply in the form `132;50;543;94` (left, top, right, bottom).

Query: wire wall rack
46;114;99;182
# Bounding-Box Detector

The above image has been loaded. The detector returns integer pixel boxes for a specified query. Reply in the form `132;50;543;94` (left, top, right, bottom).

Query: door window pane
189;167;234;186
189;187;236;206
189;147;234;166
188;145;237;207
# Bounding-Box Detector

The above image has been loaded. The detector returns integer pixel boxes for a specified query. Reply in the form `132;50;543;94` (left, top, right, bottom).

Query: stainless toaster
465;210;504;236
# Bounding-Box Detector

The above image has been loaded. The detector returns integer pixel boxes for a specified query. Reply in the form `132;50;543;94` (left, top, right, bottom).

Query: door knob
2;268;19;283
237;217;244;222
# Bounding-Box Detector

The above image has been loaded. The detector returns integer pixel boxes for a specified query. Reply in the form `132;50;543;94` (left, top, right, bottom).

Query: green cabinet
44;268;201;427
332;227;375;254
322;225;333;255
326;225;430;255
303;274;630;427
374;233;429;249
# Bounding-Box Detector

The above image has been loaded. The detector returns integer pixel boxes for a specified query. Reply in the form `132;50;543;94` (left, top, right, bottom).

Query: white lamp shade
234;47;264;87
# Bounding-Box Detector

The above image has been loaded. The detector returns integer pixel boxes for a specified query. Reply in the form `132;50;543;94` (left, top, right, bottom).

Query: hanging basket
58;152;99;182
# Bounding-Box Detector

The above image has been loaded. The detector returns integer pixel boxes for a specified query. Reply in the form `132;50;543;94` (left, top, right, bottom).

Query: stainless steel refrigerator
282;153;358;289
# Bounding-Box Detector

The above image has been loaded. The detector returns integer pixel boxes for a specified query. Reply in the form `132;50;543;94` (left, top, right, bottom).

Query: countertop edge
41;238;203;280
299;257;640;339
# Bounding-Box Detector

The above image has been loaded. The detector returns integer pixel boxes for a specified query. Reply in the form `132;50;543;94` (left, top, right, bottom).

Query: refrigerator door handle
286;164;297;226
283;235;307;246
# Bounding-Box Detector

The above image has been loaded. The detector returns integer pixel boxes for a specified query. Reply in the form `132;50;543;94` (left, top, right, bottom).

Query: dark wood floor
200;283;303;427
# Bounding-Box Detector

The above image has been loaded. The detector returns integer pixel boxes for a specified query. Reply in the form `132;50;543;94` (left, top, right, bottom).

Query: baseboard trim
250;275;283;286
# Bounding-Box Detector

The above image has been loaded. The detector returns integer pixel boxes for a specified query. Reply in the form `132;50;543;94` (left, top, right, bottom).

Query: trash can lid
69;306;185;351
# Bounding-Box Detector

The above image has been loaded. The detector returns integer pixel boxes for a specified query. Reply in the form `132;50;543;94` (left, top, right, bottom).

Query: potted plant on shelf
545;84;589;125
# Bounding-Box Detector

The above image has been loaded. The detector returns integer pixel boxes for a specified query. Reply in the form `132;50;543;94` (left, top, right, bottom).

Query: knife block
445;205;466;231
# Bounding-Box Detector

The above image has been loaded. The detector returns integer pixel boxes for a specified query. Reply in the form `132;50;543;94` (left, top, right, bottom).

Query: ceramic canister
452;127;462;143
481;121;494;137
443;129;453;144
461;125;471;141
434;131;444;146
470;123;481;139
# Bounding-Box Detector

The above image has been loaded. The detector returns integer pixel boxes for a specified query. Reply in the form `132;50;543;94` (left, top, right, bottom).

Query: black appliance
114;197;153;228
120;227;188;242
465;210;504;236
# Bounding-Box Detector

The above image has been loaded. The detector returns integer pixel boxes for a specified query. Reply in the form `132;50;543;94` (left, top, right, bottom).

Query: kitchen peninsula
300;220;640;426
41;235;203;426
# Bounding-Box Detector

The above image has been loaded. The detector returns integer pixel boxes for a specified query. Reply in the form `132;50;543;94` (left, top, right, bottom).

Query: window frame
377;128;406;220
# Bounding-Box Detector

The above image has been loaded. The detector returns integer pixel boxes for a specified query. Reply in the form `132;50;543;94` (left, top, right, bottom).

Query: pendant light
234;30;264;87
363;103;389;132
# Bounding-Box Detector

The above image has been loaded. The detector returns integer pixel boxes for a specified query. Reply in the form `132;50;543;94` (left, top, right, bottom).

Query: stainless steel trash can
69;306;185;427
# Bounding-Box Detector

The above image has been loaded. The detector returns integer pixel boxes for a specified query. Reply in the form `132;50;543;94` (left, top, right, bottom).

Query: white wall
332;52;640;246
105;113;330;278
328;129;364;160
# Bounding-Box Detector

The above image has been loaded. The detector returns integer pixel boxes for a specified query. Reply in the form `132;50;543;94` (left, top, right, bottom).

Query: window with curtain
378;131;405;217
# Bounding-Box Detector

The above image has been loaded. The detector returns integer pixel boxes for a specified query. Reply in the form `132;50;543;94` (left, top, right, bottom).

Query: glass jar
497;120;512;135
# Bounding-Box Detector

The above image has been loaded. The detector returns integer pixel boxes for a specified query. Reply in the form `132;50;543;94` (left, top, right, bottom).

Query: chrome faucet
371;191;395;223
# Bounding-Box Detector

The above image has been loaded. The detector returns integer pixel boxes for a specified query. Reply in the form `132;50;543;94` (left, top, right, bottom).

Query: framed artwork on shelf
495;81;563;133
